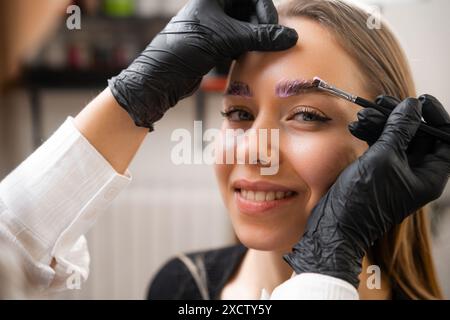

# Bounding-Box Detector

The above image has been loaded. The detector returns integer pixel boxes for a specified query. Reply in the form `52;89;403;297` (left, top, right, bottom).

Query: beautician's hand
284;95;450;288
108;0;298;130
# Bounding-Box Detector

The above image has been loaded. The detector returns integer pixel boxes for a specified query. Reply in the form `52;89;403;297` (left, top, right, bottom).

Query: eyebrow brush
312;77;450;144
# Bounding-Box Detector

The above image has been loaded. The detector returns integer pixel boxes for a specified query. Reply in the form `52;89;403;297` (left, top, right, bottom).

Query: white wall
0;90;33;178
383;0;450;109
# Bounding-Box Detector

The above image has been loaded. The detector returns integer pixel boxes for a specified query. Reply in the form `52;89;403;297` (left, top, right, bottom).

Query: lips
232;179;297;215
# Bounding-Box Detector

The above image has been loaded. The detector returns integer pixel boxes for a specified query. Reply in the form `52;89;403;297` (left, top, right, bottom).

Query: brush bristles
311;77;322;88
312;76;330;90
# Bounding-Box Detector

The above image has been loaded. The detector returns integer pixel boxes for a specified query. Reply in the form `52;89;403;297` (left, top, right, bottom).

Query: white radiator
52;183;234;299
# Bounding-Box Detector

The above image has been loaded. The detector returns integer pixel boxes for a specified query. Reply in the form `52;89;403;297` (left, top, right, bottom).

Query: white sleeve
269;273;359;300
0;117;131;291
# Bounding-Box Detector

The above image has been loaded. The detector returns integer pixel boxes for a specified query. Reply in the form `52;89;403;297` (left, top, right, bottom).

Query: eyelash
220;106;331;123
220;107;254;122
288;106;332;122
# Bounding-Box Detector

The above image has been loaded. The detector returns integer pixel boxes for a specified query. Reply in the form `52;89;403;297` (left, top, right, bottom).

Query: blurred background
0;0;449;299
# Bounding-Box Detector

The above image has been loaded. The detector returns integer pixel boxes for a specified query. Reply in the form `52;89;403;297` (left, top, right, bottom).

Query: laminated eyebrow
225;81;253;97
275;79;322;98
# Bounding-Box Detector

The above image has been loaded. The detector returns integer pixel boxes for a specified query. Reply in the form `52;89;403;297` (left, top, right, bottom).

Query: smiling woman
147;0;443;300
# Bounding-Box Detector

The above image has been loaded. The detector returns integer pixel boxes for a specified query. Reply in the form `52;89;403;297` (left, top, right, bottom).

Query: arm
74;88;147;174
0;110;133;290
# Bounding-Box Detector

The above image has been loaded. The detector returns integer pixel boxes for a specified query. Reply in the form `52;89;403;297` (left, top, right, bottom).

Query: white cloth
0;117;358;299
0;117;130;290
270;273;358;300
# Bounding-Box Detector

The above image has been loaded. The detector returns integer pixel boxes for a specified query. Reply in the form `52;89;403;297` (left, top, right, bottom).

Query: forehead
229;17;368;100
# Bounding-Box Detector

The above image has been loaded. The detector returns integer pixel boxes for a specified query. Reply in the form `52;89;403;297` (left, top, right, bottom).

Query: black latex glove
108;0;298;130
284;95;450;288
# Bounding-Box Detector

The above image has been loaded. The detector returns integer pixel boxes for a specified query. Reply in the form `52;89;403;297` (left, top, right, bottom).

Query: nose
234;113;280;173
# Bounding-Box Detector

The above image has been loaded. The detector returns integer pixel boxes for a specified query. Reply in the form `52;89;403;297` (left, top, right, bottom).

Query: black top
146;244;409;300
147;245;247;300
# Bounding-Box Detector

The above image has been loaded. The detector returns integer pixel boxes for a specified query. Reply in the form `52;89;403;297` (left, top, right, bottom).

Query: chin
233;223;302;253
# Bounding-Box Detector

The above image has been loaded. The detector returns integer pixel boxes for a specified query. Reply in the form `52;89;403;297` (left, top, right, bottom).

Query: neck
223;248;293;299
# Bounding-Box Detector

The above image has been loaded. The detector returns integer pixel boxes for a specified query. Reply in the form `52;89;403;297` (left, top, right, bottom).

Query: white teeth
239;189;294;201
266;191;275;201
255;191;266;201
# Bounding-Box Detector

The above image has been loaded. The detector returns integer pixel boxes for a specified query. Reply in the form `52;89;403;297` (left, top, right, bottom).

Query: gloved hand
108;0;298;130
284;95;450;288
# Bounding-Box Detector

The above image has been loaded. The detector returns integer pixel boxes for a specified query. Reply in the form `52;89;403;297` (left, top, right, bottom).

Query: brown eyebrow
276;79;323;98
224;81;253;98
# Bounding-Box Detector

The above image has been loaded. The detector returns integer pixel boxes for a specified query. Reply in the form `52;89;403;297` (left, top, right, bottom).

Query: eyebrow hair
224;78;335;99
275;79;322;98
224;81;253;97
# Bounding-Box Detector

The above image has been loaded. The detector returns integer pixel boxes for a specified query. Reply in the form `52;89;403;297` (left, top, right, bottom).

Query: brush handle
355;96;450;144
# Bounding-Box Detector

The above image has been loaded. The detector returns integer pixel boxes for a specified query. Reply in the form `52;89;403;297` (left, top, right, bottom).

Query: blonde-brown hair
278;0;442;299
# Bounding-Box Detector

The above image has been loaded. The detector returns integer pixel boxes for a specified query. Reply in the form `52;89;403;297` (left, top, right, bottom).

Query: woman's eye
289;107;331;123
221;108;254;122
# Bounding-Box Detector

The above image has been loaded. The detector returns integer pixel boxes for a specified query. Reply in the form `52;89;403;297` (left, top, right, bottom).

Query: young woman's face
214;18;370;252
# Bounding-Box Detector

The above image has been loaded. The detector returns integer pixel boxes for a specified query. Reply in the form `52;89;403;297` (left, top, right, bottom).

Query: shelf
23;68;230;91
76;14;170;30
200;76;228;93
23;67;121;89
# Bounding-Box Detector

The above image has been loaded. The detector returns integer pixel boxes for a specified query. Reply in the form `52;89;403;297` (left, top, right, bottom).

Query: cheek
213;126;235;208
214;162;231;206
284;129;362;213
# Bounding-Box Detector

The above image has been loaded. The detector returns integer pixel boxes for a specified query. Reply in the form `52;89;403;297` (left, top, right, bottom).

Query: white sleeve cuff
270;273;359;300
0;117;131;289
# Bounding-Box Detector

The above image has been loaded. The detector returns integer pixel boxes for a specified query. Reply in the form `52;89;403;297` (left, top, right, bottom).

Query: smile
232;180;298;215
237;189;295;201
